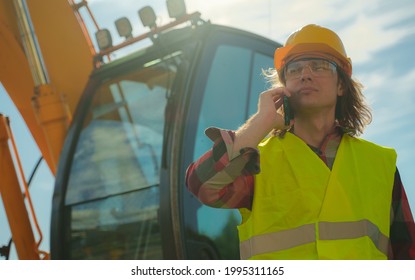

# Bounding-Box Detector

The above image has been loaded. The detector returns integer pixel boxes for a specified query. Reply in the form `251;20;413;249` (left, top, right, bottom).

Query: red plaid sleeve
389;169;415;259
185;127;258;209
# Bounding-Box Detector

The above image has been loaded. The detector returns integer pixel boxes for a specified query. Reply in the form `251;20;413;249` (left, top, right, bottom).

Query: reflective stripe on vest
240;220;389;260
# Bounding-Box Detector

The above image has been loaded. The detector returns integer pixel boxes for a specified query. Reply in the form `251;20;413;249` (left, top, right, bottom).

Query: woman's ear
337;81;344;97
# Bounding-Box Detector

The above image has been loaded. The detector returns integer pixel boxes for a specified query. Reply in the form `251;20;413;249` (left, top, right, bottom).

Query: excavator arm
0;0;95;172
0;0;95;259
0;114;45;259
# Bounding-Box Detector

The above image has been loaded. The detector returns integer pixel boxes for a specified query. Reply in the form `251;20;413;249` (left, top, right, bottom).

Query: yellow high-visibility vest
238;133;397;259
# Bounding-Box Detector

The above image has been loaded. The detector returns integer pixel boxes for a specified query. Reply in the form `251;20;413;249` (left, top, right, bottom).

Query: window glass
193;45;251;159
64;53;181;259
248;53;275;116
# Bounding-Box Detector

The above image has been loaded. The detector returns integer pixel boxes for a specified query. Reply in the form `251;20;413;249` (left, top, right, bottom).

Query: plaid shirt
186;127;415;259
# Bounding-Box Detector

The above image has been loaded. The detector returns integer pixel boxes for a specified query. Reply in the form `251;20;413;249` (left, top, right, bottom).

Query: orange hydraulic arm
0;0;96;259
0;0;95;173
0;115;48;259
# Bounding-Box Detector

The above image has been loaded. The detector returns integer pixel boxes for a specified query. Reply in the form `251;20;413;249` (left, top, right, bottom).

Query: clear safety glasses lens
284;58;337;80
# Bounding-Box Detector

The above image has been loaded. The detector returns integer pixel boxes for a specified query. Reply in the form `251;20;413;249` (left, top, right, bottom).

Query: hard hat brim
274;43;352;76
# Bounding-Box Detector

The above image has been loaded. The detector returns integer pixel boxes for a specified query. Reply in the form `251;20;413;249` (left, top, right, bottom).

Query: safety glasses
284;58;337;80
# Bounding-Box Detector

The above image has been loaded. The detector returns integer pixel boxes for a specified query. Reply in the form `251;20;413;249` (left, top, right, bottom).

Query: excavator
0;0;280;260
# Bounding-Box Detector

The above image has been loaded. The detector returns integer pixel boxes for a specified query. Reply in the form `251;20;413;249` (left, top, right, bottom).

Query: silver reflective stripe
240;223;315;259
319;219;389;255
240;220;389;259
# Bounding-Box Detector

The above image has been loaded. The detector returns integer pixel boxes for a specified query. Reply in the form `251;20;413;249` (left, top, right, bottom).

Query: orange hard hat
274;24;352;76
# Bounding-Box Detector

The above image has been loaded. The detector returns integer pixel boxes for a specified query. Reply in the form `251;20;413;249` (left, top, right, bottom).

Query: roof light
167;0;187;19
138;6;157;28
115;17;133;39
95;29;112;50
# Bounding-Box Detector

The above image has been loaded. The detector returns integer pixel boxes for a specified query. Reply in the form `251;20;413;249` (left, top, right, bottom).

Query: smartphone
283;95;292;126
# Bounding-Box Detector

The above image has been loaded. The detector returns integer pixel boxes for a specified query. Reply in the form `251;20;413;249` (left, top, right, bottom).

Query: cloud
340;5;415;64
362;67;415;155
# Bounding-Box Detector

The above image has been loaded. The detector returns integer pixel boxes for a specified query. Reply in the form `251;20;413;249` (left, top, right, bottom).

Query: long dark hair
335;68;372;136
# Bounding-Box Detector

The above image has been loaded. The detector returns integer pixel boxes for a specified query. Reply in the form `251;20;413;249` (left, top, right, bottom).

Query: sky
1;0;414;259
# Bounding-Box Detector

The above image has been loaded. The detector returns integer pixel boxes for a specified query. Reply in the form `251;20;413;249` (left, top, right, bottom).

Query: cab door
178;26;279;259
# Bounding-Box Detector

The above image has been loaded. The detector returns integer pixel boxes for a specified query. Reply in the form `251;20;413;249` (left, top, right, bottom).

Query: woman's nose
300;65;313;79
